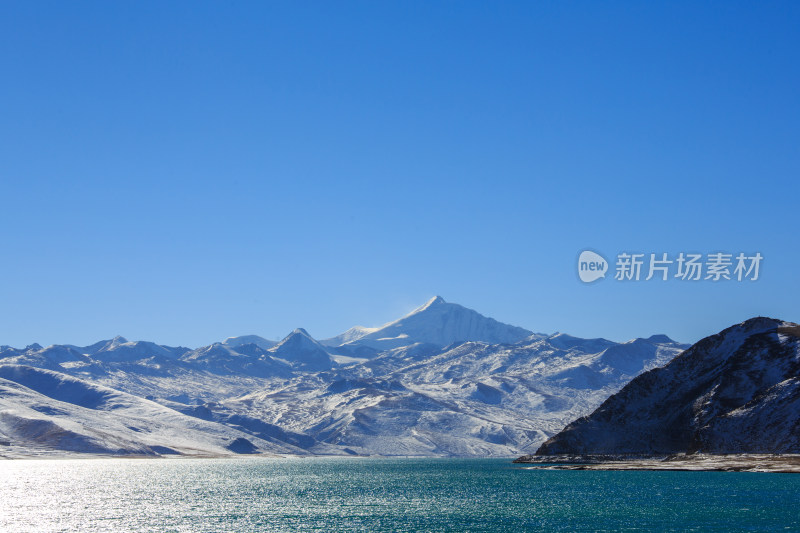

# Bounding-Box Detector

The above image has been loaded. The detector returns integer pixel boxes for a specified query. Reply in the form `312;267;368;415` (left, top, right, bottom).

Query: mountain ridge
0;296;696;458
534;316;800;456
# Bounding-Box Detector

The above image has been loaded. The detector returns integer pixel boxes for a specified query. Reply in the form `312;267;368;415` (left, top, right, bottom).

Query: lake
2;457;798;532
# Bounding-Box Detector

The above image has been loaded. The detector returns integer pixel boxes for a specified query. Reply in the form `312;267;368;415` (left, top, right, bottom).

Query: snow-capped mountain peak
289;328;313;340
412;295;447;313
269;329;332;370
330;296;533;351
222;335;277;350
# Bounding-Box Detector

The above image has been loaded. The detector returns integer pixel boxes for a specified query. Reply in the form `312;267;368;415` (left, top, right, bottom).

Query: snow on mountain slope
223;333;686;456
335;296;533;351
0;341;291;409
223;373;534;457
93;339;189;362
85;336;128;354
180;343;290;378
0;365;303;457
223;335;277;350
0;345;91;372
320;326;378;347
535;317;800;456
269;329;333;371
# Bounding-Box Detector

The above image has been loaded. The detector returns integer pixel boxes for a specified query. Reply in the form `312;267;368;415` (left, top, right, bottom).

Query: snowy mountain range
0;296;689;457
534;317;800;456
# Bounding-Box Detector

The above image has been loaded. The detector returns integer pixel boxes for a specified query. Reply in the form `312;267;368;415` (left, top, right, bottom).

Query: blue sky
1;1;798;347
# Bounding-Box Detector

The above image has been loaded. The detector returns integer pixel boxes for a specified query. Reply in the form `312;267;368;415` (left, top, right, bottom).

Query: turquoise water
2;457;799;532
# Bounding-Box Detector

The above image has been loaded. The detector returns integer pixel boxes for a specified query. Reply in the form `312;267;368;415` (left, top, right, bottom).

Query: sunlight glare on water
2;457;799;532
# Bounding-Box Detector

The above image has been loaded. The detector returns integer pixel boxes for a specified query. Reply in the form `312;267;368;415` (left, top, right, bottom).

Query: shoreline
513;454;800;473
0;447;520;461
5;449;800;472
